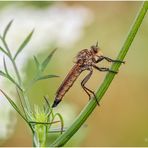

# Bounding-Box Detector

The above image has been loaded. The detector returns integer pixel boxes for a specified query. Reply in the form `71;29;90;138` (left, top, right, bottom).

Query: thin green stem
11;60;22;85
2;38;32;113
3;38;22;85
51;1;148;146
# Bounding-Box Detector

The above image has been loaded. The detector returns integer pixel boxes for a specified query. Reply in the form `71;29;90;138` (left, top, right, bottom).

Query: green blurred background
0;1;148;147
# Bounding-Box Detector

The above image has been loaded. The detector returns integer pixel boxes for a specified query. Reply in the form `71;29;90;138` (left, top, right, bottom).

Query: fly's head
90;42;103;57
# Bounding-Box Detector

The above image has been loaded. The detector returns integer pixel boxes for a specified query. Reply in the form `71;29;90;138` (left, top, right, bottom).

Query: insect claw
116;60;125;64
92;93;100;106
109;70;118;74
88;96;91;100
88;95;100;106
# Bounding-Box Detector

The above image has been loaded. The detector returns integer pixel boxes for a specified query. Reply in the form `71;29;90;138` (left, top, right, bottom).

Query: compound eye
93;47;98;53
91;45;95;50
94;48;98;53
91;45;98;53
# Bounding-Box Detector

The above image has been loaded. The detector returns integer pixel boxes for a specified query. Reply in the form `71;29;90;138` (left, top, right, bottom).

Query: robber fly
52;42;124;108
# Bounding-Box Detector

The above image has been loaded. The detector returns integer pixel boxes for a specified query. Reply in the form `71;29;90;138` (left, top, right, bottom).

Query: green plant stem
51;1;148;147
2;38;31;113
3;39;22;85
33;125;47;147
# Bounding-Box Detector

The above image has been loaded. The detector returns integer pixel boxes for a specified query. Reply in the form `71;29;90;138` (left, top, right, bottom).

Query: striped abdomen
52;64;82;107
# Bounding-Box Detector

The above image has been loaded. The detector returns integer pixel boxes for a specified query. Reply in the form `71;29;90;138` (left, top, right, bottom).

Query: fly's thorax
77;49;89;57
76;49;89;62
76;49;94;66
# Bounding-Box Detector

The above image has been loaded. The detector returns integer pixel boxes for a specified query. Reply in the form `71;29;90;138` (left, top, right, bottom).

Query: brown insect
52;42;124;108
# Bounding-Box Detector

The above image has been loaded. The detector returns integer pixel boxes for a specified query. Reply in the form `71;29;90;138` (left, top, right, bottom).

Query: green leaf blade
37;74;59;81
0;70;22;91
0;70;6;77
3;20;13;39
34;56;40;69
0;89;27;122
29;120;60;125
54;113;64;134
7;75;23;91
41;48;57;72
0;46;8;56
48;127;67;133
3;57;9;75
14;29;34;60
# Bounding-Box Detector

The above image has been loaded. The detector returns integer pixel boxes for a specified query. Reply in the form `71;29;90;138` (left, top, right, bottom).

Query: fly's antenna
96;41;98;47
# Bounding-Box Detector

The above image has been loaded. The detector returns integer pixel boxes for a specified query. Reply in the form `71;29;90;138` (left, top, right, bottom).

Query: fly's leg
81;70;92;100
81;70;99;106
93;65;118;74
96;56;125;64
84;86;99;106
103;56;125;63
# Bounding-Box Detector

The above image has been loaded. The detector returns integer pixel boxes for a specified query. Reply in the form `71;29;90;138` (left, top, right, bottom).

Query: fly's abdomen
52;65;81;108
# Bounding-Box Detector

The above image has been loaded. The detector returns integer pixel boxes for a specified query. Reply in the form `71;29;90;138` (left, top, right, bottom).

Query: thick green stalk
33;125;47;147
51;1;148;146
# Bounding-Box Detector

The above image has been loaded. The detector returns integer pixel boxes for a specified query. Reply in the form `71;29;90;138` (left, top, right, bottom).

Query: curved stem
51;1;148;146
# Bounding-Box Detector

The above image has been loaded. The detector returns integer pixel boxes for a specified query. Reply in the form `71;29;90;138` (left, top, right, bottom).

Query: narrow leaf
9;76;22;90
16;88;28;119
37;74;59;81
0;71;22;91
41;48;57;72
0;46;8;56
54;113;64;134
3;57;9;75
0;35;10;53
44;96;54;118
0;89;27;122
48;127;67;133
0;70;6;77
24;107;33;121
3;20;13;39
34;56;40;69
14;29;34;60
29;120;60;125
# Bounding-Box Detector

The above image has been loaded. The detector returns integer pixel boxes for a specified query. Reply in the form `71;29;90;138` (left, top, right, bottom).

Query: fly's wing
72;49;88;63
76;49;89;60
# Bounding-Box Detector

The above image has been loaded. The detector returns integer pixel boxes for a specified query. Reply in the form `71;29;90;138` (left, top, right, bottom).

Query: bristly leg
81;70;100;106
102;56;125;63
93;65;118;74
96;56;125;64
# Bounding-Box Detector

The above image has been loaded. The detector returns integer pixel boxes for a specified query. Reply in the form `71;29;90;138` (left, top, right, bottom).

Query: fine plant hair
0;1;147;147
